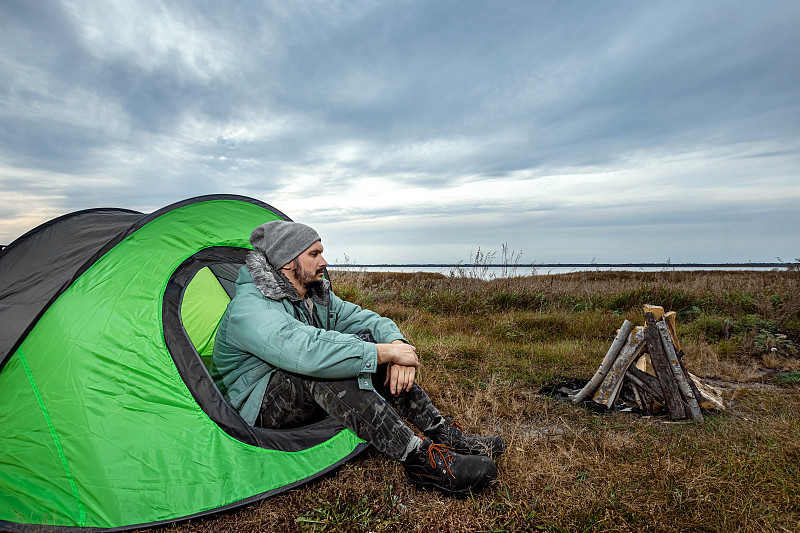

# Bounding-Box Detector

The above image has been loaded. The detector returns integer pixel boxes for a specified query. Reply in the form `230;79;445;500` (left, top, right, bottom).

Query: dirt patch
514;421;576;440
703;377;782;392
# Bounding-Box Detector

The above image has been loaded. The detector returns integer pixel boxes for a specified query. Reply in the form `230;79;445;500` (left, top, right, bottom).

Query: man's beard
290;261;325;291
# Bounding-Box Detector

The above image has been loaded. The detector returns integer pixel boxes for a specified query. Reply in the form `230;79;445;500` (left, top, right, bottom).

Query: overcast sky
1;1;798;264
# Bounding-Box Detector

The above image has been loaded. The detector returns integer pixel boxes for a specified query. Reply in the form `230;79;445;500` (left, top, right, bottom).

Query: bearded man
212;220;504;496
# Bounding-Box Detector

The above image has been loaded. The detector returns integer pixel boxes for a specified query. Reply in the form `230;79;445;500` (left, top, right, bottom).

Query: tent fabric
0;208;143;368
0;195;368;532
181;265;231;366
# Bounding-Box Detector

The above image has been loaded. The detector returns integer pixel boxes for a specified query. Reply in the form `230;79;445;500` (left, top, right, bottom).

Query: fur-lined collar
245;250;330;306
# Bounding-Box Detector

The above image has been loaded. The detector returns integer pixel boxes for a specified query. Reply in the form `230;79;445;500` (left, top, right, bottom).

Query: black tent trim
0;207;142;259
0;208;144;373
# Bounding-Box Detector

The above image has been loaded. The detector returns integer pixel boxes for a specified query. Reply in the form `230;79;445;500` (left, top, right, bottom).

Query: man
213;220;505;497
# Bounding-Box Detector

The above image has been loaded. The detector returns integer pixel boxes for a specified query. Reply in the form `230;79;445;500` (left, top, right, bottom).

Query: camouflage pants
256;363;444;461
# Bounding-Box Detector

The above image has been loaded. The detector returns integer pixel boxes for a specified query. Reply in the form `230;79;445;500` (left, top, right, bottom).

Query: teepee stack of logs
570;305;724;421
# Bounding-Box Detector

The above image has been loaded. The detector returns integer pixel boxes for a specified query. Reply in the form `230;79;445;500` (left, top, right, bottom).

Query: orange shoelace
424;440;455;477
450;419;467;433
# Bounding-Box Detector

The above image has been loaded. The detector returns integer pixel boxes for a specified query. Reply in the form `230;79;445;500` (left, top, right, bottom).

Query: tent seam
17;348;86;528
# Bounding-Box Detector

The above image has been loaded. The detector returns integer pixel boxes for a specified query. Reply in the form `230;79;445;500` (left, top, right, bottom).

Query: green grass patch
778;371;800;385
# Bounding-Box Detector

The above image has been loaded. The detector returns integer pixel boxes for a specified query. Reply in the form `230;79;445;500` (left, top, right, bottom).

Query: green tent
0;195;367;532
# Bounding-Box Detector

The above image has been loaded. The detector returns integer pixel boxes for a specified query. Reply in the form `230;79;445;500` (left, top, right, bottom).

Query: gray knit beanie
250;220;321;269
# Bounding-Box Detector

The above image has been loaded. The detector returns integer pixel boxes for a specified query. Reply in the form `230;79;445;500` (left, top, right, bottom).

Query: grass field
159;269;800;533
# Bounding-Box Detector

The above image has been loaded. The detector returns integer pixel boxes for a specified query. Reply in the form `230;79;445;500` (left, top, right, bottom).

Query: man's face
286;241;327;290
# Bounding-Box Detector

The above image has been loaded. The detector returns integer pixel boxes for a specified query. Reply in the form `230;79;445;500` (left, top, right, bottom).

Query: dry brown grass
156;270;800;533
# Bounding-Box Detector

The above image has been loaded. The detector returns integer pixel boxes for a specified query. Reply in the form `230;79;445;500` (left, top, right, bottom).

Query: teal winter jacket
212;251;407;425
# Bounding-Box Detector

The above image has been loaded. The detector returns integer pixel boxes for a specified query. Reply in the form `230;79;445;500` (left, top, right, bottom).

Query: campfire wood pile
569;305;724;421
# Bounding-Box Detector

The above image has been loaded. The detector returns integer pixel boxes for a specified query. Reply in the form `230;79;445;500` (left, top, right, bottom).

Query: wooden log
643;304;665;320
644;387;656;413
626;366;664;403
664;311;682;352
678;356;704;409
636;353;655;375
687;372;726;410
593;327;647;407
655;320;703;421
571;320;634;404
630;384;644;410
644;312;686;419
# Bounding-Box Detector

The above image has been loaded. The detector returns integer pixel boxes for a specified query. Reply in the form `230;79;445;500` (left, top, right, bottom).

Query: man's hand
376;340;419;368
384;362;416;396
376;340;419;395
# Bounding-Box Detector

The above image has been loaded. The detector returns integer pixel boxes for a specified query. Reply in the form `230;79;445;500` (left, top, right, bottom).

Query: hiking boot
403;438;497;498
425;417;506;459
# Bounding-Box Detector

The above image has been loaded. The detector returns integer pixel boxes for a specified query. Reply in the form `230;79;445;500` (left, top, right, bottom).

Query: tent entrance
164;247;261;445
181;265;234;371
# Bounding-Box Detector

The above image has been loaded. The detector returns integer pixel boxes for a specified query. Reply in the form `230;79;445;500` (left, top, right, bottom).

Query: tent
0;195;367;532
